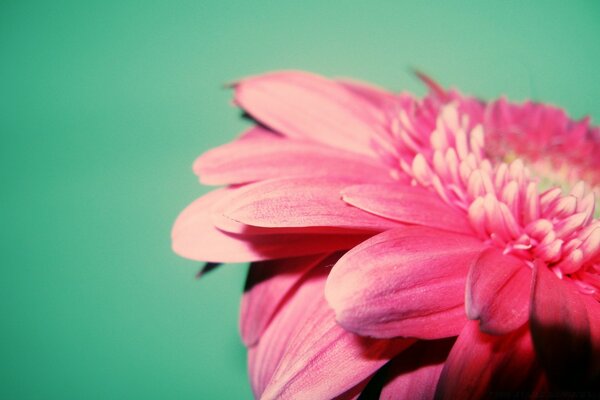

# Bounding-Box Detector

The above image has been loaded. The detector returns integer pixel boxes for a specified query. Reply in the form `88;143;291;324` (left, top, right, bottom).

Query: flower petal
222;177;401;232
337;79;399;108
194;136;391;185
172;189;368;262
435;321;541;399
465;248;531;335
325;226;485;339
530;261;598;390
250;267;413;400
233;71;386;157
240;254;328;347
380;339;454;400
341;183;473;234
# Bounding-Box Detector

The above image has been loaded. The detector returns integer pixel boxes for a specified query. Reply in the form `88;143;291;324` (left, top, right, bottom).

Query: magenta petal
325;226;485;339
435;321;540;399
583;296;600;386
342;183;473;234
380;339;453;400
233;71;386;157
172;189;368;262
250;267;413;400
240;254;326;347
465;248;531;335
194;136;391;186
530;261;597;389
222;177;401;232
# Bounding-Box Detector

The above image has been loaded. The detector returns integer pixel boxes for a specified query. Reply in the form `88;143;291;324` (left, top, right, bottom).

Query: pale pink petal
342;183;473;234
530;261;597;389
325;226;485;339
194;136;392;185
240;254;328;347
380;339;454;400
465;248;531;335
435;321;540;399
250;267;413;400
337;79;399;108
233;70;386;157
236;125;278;140
172;189;368;262
222;177;402;232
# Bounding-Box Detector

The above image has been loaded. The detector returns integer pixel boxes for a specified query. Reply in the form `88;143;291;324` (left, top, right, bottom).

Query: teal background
2;1;599;398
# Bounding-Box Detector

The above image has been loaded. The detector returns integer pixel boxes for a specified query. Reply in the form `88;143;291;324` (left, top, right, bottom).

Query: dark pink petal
380;339;454;400
530;261;598;390
222;177;402;232
342;183;473;234
172;189;368;262
194;136;392;185
240;254;327;347
465;248;531;335
249;267;413;399
414;70;449;102
435;322;540;399
233;71;386;157
583;296;600;387
325;226;485;339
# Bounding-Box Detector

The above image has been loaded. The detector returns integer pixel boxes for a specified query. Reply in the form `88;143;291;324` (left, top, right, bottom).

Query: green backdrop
2;1;599;399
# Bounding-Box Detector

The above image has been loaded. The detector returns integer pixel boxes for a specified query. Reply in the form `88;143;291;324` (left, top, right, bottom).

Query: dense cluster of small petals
380;97;600;300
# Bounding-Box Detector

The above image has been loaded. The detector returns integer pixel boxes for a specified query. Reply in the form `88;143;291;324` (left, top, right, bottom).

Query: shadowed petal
172;189;368;262
465;248;531;335
342;183;473;234
233;70;386;157
435;322;540;399
240;254;328;347
530;261;598;390
222;177;402;232
380;339;454;400
325;226;485;339
250;267;414;400
195;136;392;185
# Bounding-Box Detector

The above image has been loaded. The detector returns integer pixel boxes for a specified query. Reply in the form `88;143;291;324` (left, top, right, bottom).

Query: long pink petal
195;136;392;185
172;189;368;262
337;79;399;108
465;248;531;335
233;71;386;157
240;254;328;347
530;261;597;390
325;226;485;339
222;177;402;232
435;321;541;399
380;339;454;400
250;267;413;400
342;183;473;234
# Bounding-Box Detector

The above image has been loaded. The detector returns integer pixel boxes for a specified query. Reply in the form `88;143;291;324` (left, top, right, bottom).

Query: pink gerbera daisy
172;71;600;398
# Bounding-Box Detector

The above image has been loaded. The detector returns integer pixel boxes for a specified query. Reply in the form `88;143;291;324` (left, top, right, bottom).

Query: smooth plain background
2;1;599;399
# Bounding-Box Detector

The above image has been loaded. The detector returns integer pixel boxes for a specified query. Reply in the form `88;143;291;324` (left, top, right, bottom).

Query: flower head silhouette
172;71;600;398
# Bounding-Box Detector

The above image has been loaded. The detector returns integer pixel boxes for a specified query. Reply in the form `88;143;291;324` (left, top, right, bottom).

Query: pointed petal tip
411;68;448;100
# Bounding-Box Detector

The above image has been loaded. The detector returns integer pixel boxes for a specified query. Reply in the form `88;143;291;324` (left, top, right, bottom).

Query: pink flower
172;71;600;398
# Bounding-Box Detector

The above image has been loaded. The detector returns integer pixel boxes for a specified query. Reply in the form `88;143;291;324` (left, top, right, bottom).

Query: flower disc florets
381;94;600;299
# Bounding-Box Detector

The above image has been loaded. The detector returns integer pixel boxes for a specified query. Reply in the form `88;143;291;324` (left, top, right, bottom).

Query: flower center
383;98;600;300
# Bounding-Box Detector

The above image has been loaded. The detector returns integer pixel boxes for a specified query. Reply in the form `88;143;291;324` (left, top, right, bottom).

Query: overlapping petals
172;70;600;398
